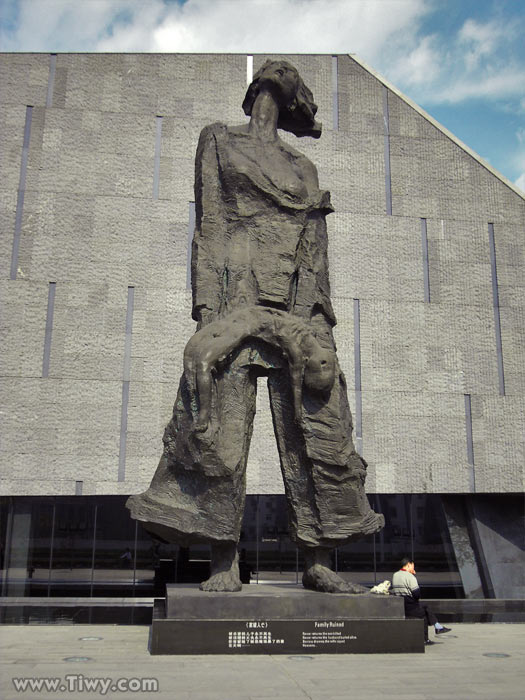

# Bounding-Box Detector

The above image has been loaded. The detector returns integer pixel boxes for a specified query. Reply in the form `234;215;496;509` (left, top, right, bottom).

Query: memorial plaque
151;585;425;654
151;601;424;655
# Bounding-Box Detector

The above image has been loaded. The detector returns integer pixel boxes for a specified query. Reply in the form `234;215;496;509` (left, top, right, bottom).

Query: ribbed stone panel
0;53;523;497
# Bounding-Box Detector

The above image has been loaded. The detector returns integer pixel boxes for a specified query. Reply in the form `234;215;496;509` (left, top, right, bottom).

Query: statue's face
304;352;335;393
257;61;299;108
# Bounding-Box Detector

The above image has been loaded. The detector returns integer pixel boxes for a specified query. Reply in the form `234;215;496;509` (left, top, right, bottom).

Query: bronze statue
127;60;384;593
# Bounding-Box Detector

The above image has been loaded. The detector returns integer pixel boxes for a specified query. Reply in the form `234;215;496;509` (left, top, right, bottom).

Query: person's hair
242;60;322;139
400;557;413;568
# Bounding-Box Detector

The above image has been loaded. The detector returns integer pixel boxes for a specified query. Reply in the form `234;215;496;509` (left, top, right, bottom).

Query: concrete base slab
165;583;405;619
152;585;424;654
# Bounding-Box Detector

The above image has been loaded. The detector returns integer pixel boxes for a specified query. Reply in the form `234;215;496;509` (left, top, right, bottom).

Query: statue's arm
286;344;305;421
297;155;337;328
191;124;226;326
310;212;336;327
300;153;321;193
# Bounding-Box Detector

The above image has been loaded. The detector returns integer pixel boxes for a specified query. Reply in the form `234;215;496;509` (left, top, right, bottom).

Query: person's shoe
435;626;451;635
425;639;435;645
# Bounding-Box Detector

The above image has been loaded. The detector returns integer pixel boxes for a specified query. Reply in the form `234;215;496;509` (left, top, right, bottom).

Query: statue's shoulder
197;123;247;156
196;123;229;164
199;122;248;139
227;124;250;136
198;121;228;141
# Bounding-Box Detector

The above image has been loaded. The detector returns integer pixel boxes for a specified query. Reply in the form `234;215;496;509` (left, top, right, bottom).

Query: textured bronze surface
127;60;384;592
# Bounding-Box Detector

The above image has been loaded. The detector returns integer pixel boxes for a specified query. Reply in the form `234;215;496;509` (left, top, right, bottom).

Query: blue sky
1;0;524;192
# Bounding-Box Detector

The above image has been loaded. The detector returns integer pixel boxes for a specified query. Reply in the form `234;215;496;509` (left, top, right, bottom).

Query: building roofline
347;53;525;202
2;51;523;200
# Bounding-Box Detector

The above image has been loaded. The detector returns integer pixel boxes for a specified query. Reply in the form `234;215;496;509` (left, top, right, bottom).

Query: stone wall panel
1;53;523;496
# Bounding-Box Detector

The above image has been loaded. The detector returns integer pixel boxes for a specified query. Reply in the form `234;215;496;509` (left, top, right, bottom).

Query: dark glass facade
0;494;462;598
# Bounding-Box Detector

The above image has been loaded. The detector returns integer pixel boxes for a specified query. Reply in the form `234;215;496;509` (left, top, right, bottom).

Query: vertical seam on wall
46;54;57;107
153;115;163;200
247;55;253;84
10;105;33;280
331;55;339;130
464;496;496;598
46;503;56;596
353;298;363;455
464;393;475;492
118;286;135;482
421;218;430;302
187;202;196;289
42;282;56;378
89;505;98;597
1;501;15;595
488;223;505;396
409;495;415;561
382;87;392;216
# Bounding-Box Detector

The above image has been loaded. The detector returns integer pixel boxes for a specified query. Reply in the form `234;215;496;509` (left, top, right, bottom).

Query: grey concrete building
1;53;523;601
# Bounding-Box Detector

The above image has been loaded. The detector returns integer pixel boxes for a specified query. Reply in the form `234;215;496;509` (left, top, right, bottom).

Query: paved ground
1;623;523;700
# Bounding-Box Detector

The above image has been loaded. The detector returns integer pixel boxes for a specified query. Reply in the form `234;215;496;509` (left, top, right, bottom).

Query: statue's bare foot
200;542;242;592
192;420;216;443
302;547;368;594
345;580;369;594
191;427;215;453
302;563;365;594
194;416;210;432
200;568;242;592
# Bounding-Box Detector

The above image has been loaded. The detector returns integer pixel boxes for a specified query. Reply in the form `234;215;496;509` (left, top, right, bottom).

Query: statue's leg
127;362;258;594
267;357;382;594
266;369;350;592
198;363;258;592
200;541;242;592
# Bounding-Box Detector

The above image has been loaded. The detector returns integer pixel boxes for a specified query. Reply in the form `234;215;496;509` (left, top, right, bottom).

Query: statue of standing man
127;60;384;593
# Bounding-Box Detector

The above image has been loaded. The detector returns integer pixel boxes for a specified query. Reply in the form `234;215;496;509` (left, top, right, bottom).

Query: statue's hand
196;308;214;329
293;395;303;424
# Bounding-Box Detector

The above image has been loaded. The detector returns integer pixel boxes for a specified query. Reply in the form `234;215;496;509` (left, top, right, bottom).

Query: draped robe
126;122;383;548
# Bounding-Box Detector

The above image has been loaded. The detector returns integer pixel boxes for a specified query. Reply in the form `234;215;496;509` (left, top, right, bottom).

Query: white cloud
0;0;166;51
458;18;512;71
96;0;429;57
386;13;525;106
0;0;430;58
385;34;441;87
436;68;525;103
1;0;524;112
515;173;525;193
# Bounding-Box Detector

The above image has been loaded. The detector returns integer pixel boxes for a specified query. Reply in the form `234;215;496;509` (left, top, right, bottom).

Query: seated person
392;557;451;645
183;305;335;433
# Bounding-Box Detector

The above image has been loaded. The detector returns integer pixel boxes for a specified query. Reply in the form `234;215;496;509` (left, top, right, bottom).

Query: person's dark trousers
404;599;438;640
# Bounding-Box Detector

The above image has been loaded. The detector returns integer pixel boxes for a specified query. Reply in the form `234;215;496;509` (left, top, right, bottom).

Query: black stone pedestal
150;584;424;654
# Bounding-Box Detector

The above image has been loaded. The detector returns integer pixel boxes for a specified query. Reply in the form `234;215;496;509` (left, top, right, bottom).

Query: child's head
304;348;335;393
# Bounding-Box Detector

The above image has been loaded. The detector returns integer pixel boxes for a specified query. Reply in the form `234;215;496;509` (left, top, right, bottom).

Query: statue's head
304;348;335;393
242;60;322;139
